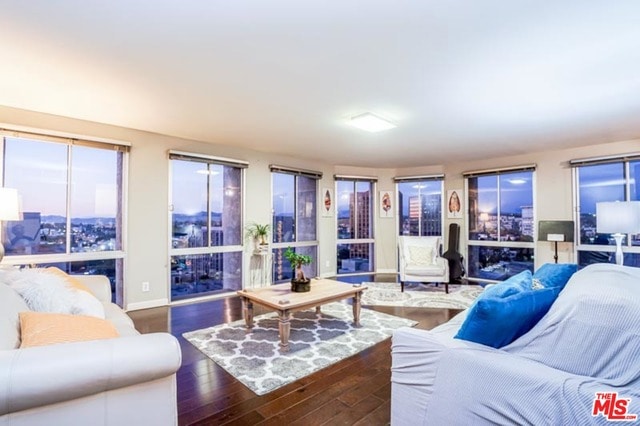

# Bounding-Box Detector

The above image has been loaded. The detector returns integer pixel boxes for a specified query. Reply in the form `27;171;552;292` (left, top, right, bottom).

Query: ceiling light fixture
349;112;396;132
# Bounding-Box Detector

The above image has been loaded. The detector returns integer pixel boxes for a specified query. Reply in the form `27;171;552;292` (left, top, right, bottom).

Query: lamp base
612;233;624;266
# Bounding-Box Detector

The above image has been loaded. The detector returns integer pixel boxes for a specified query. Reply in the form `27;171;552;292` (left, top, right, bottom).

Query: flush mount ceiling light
349;112;396;132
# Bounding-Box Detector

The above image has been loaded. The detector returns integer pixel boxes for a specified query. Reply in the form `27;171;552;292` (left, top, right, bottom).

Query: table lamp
596;201;640;266
0;188;20;263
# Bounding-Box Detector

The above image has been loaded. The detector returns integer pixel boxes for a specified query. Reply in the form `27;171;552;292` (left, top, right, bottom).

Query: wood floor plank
321;394;386;425
353;399;392;426
257;354;390;424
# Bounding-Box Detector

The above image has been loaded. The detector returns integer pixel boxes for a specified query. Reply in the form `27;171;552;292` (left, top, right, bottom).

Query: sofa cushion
0;268;105;318
0;282;31;350
455;270;561;348
408;245;435;266
533;263;578;290
404;263;445;276
19;311;119;348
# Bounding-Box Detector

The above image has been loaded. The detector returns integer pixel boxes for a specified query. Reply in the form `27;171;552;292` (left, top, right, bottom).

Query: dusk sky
4;137;118;218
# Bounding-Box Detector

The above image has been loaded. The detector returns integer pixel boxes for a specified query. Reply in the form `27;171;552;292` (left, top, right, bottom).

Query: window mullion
353;182;359;239
293;177;298;242
496;177;502;241
66;145;73;254
206;165;212;247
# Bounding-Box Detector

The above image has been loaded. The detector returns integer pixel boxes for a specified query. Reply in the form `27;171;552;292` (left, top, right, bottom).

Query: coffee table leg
315;306;321;315
353;292;362;327
278;310;291;352
243;298;254;329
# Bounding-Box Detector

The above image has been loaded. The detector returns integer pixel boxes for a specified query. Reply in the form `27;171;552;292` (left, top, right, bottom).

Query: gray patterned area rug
182;302;416;396
361;282;483;309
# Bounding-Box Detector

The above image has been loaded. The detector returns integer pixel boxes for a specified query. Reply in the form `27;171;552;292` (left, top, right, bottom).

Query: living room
1;2;640;425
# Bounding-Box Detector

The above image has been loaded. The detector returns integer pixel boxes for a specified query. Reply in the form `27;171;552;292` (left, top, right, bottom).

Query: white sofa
0;274;182;426
390;264;640;425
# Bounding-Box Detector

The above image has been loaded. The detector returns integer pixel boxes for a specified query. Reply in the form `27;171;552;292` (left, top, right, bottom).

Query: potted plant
245;223;270;252
284;247;313;292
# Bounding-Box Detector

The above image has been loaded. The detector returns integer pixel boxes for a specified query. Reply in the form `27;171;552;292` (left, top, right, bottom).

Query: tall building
521;206;534;238
348;190;371;259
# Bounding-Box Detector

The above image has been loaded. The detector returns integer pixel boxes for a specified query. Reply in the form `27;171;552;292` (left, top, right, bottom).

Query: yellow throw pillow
44;267;92;294
19;311;119;348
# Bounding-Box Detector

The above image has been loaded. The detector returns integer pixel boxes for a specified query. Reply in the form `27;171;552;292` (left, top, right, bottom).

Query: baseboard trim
376;269;398;274
126;298;169;312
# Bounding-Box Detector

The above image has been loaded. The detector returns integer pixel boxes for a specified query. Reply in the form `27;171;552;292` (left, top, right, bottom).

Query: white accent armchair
398;236;449;293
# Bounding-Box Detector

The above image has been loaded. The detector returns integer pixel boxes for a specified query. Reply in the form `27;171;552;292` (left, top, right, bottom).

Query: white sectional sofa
0;273;182;426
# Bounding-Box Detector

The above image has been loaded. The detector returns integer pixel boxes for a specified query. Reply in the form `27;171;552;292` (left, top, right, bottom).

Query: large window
396;176;443;236
271;167;320;282
336;177;375;275
1;133;127;304
574;158;640;267
169;152;245;300
466;168;535;281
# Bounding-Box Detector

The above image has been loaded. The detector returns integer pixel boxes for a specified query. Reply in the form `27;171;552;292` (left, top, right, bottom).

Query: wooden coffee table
237;279;367;352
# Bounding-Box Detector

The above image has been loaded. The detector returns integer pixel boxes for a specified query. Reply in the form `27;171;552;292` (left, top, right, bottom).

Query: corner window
466;169;535;281
396;177;443;236
336;177;375;275
1;133;128;304
271;168;319;282
169;153;245;300
574;159;640;267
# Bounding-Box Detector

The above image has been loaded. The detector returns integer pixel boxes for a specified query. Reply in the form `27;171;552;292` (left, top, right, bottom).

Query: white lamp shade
0;188;20;221
596;201;640;234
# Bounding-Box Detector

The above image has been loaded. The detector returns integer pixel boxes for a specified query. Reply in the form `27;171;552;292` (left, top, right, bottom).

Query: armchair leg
401;281;405;292
445;282;449;294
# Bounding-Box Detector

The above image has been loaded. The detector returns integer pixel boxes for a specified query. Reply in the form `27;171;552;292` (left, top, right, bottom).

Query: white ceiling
1;1;639;168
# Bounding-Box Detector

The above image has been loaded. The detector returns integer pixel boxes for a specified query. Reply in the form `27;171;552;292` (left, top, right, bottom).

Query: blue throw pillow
455;271;560;348
482;270;533;298
533;263;578;290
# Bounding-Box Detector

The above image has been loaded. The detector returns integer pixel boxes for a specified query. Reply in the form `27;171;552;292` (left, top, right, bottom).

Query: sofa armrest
391;327;495;425
0;333;181;415
435;256;449;280
75;275;112;303
392;330;640;425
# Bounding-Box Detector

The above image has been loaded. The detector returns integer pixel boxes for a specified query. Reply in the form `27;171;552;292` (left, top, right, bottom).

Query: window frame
394;175;445;237
271;168;320;283
573;157;640;266
335;176;376;276
0;128;129;305
464;167;536;282
168;151;246;300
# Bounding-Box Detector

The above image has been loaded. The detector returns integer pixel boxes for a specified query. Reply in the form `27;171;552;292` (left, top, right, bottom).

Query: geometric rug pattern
361;282;483;309
183;302;416;395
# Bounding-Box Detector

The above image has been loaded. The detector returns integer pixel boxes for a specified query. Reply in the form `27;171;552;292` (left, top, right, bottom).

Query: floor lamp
538;221;574;263
596;201;640;266
0;188;21;263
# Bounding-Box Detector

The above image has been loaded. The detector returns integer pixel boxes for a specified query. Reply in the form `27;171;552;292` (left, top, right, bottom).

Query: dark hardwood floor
129;287;461;426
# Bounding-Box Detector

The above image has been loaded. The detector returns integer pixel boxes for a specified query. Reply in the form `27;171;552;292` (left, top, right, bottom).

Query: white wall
1;105;638;309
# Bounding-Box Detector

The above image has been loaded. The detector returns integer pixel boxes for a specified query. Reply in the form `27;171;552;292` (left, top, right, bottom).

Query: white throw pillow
408;245;435;266
0;268;105;319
